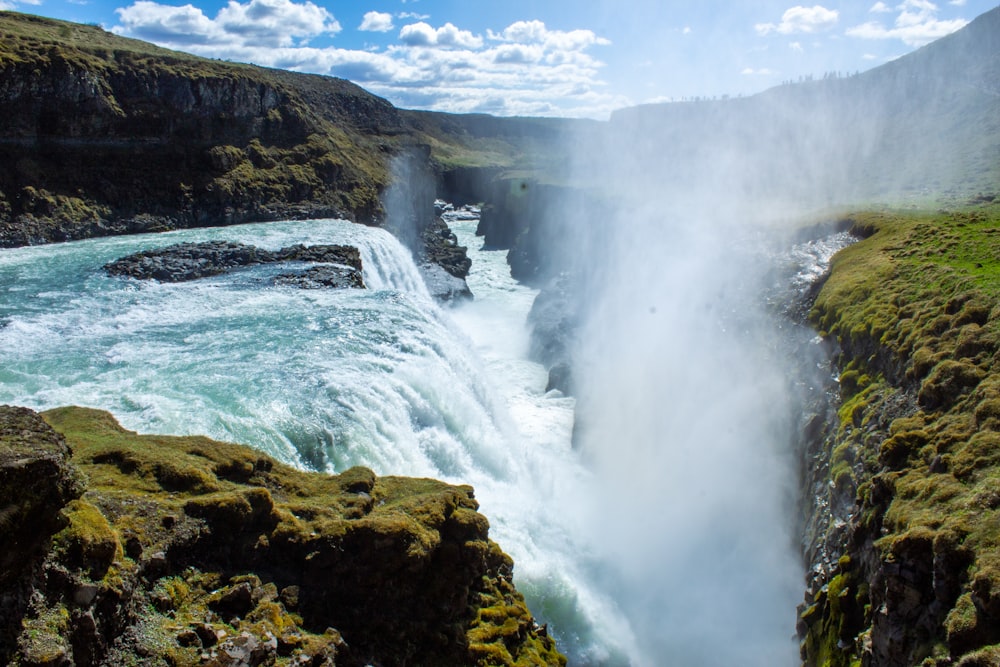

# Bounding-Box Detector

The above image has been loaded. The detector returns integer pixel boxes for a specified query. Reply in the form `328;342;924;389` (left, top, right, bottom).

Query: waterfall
0;212;851;665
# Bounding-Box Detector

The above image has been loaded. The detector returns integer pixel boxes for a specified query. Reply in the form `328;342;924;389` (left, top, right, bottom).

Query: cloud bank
111;0;617;117
846;0;969;46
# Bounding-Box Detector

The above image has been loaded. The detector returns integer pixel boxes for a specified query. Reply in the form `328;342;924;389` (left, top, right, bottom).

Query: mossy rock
879;429;930;469
918;360;985;410
52;498;122;580
957;645;1000;667
950;432;1000;480
0;405;84;585
974;398;1000;430
947;593;986;655
804;204;1000;667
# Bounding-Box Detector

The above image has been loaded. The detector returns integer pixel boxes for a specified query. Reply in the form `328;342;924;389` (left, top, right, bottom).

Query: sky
2;0;996;118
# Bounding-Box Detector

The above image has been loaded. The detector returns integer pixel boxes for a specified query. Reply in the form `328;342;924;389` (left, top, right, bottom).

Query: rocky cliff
797;201;1000;666
0;405;565;667
0;12;403;244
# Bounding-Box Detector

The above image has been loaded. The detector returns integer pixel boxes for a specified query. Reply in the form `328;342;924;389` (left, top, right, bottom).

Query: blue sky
3;0;996;118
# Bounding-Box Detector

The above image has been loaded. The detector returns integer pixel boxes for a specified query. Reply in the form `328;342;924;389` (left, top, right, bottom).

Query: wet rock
273;265;364;289
209;631;276;667
103;241;364;287
418;262;472;302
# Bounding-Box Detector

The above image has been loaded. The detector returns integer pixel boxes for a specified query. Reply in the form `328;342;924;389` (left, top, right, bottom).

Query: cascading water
0;216;625;662
0;210;851;665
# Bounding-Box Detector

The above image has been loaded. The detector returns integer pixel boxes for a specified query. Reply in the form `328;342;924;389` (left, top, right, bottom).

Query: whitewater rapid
0;217;629;663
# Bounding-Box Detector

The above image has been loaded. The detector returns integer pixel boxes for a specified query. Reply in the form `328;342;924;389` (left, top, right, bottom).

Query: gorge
1;6;1000;667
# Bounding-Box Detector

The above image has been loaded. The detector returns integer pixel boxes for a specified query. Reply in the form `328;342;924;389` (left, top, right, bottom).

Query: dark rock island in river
103;240;365;288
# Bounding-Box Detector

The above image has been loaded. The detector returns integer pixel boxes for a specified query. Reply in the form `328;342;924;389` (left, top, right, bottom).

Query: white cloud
359;11;393;33
113;0;339;48
789;41;803;51
114;2;222;46
755;5;839;36
398;11;429;20
492;43;544;65
682;26;692;35
489;19;545;43
217;0;338;47
399;21;483;49
869;2;892;12
488;20;610;52
741;67;775;75
112;9;616;117
949;0;966;5
846;0;968;46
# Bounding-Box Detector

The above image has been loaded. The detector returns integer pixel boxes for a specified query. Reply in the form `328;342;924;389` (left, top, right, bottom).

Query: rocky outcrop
103;240;364;287
526;274;582;394
467;178;614;392
796;206;1000;667
0;405;565;666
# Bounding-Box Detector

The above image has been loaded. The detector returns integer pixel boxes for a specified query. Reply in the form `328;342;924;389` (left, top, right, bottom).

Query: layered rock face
797;206;1000;667
0;405;564;667
0;14;410;243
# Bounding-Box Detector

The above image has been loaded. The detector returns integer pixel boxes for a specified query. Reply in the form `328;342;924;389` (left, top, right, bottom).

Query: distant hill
603;5;1000;208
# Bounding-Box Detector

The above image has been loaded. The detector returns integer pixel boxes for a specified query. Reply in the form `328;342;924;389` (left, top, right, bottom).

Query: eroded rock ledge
0;405;564;667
